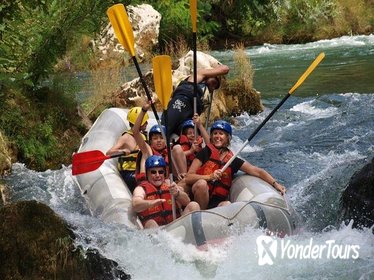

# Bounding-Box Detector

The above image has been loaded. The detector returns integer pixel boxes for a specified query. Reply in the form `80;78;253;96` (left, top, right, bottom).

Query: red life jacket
137;180;179;226
177;135;203;168
152;147;169;166
196;143;234;201
135;147;169;183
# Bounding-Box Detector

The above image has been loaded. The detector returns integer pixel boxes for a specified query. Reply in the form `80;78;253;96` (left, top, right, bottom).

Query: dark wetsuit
162;80;206;139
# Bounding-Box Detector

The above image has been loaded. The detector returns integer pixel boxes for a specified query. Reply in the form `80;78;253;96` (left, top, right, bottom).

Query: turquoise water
3;35;374;279
212;34;374;97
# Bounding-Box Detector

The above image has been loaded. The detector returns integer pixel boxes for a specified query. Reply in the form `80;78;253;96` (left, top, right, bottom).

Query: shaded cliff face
0;200;129;279
340;157;374;229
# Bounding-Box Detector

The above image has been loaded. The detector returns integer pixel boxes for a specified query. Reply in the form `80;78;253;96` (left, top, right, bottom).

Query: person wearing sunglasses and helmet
106;107;149;192
185;120;286;210
132;155;200;228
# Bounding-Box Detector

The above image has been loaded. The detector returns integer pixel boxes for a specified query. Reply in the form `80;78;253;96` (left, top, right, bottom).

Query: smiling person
132;155;200;228
185;120;286;210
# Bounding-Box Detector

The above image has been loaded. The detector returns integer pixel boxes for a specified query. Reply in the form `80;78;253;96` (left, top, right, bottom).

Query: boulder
340;157;374;229
0;200;129;279
113;50;263;123
95;4;161;61
0;183;10;208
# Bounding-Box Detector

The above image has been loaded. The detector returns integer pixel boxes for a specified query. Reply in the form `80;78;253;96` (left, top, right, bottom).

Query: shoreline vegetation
0;0;373;172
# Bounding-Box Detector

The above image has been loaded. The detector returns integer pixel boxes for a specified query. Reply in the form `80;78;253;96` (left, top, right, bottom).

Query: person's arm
185;157;219;184
239;161;286;194
188;65;230;83
167;180;191;207
133;102;152;158
132;186;165;213
106;134;132;156
193;113;210;145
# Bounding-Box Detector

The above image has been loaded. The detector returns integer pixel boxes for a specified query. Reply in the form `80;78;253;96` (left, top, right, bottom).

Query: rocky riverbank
0;200;129;279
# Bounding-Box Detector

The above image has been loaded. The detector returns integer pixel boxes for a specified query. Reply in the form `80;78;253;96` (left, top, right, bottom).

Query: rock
95;4;161;61
0;201;129;279
0;131;12;176
0;184;10;207
340;157;374;229
77;105;93;130
112;50;263;123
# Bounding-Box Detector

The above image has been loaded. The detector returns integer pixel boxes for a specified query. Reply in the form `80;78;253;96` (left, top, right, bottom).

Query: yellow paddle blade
152;55;173;110
289;52;325;94
190;0;197;32
107;4;135;57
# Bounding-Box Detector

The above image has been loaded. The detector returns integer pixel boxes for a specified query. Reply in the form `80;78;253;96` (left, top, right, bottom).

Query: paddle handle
109;149;139;158
221;94;290;172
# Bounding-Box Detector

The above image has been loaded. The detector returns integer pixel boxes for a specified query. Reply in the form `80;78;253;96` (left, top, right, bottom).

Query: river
3;35;374;279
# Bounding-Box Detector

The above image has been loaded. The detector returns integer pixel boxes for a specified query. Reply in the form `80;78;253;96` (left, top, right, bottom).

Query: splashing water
3;35;374;279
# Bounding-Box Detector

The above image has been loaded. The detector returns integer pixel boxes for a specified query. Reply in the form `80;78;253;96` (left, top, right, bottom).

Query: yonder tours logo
256;236;360;265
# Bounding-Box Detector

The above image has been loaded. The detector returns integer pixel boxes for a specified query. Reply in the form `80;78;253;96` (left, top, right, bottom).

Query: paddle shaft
163;109;177;220
192;32;198;140
221;93;290;171
205;90;213;129
152;55;178;220
221;52;325;172
132;56;167;141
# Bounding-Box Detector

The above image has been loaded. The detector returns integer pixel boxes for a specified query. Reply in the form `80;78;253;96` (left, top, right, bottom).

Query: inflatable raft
74;108;299;246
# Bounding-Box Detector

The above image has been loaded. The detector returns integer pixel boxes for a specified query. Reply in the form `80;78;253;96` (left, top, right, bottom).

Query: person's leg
217;201;231;207
177;178;191;197
144;219;159;229
192;179;209;210
182;201;200;215
171;145;187;179
163;96;193;139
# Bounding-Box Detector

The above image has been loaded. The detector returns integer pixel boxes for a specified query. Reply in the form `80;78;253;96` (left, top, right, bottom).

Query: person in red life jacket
132;155;200;228
172;114;210;179
106;107;149;192
185;120;286;210
132;101;169;182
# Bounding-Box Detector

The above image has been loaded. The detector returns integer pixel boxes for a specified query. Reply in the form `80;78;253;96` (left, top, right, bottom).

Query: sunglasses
150;169;165;175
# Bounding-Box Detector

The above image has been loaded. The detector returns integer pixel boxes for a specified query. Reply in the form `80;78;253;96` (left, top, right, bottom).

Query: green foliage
0;85;80;170
133;0;220;49
0;0;117;87
267;0;337;42
15;119;58;167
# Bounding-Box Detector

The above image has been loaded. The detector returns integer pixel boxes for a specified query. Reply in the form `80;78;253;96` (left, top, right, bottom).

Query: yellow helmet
127;107;149;126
